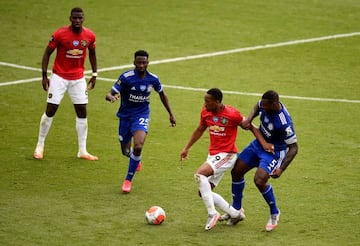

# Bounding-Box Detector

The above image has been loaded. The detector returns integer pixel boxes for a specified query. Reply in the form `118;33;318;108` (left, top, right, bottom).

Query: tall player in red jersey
180;88;273;231
33;7;98;161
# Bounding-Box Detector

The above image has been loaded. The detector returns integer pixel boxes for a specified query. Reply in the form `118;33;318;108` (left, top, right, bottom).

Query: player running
106;50;176;193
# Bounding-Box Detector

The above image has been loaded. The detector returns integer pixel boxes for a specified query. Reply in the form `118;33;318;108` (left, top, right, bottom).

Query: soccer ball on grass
145;206;166;225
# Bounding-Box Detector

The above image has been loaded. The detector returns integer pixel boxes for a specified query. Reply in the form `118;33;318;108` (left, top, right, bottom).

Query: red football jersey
48;26;96;80
200;105;243;155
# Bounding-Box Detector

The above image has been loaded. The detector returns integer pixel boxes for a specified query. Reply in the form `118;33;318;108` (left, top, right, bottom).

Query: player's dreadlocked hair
262;90;279;103
207;88;223;102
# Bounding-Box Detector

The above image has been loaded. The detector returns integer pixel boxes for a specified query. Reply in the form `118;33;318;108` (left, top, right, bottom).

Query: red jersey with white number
200;105;243;155
48;26;96;80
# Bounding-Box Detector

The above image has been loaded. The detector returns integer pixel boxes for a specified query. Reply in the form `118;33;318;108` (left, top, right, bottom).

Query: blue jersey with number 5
111;69;163;118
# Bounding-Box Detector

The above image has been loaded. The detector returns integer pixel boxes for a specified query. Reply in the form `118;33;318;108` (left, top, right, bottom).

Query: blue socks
233;179;279;215
262;184;279;215
125;152;141;181
231;178;245;210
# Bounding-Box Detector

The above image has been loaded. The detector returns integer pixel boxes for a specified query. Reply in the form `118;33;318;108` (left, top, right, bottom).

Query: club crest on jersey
213;116;219;123
147;85;153;92
81;40;88;47
267;123;274;130
221;117;228;125
140;85;147;91
73;40;79;47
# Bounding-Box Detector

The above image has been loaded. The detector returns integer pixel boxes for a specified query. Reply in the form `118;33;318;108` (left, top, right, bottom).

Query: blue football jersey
258;101;297;150
111;69;163;118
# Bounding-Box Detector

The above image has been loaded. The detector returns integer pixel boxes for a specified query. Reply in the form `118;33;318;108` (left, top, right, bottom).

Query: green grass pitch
0;0;359;245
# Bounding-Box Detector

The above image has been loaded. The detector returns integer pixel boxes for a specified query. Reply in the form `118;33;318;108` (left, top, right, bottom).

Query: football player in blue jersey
220;90;298;231
106;50;176;193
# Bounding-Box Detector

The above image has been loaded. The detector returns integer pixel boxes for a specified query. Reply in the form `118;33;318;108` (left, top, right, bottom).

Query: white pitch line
1;75;359;103
0;62;42;72
94;32;360;73
1;32;359;104
163;85;360;104
0;77;41;86
1;32;359;74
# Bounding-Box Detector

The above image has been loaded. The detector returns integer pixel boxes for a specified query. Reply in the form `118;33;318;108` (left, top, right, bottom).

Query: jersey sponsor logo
209;125;226;136
131;86;136;90
129;94;149;103
73;40;79;46
66;49;84;57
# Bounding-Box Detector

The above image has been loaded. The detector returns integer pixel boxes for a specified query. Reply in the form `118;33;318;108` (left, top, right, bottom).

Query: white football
145;206;166;225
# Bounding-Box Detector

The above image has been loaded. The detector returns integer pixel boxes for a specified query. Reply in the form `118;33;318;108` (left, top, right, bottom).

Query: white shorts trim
47;73;88;105
207;152;237;186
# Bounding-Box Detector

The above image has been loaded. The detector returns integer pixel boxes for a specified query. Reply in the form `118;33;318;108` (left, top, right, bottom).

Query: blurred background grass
0;0;359;245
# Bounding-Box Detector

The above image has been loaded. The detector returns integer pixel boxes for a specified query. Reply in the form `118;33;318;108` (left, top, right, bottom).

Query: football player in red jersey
33;7;98;161
180;88;273;230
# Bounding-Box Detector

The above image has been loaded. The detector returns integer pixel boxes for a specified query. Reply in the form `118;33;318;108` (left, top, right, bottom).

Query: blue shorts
118;115;150;144
238;140;287;174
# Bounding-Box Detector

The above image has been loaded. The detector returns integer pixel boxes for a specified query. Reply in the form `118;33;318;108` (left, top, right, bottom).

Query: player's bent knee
194;173;207;184
254;177;267;191
194;173;206;183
